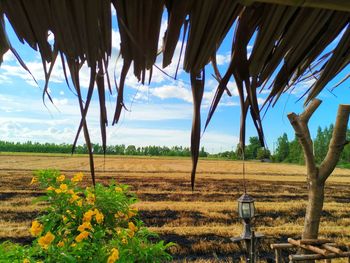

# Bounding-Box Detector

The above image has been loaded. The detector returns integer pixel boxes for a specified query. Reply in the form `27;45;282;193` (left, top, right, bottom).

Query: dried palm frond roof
1;0;350;188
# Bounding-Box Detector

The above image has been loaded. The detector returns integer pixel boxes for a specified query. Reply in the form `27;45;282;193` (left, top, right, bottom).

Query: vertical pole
245;239;251;262
250;230;255;263
275;249;282;263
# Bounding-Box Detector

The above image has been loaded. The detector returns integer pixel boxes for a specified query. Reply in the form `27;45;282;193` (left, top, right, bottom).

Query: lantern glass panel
241;203;251;218
250;202;255;217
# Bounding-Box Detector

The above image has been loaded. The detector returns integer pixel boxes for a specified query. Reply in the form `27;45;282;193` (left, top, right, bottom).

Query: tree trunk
288;100;350;262
302;180;325;239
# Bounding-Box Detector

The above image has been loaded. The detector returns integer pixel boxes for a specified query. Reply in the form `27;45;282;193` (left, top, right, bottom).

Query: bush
0;170;174;262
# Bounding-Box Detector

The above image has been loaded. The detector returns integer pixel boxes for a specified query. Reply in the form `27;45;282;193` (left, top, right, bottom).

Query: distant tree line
211;124;350;166
273;124;350;166
1;124;349;166
0;141;208;157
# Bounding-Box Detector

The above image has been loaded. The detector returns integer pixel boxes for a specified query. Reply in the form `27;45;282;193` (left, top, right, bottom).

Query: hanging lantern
238;193;255;219
238;193;255;239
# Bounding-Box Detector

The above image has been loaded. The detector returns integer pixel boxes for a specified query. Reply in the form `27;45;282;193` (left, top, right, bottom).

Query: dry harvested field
0;153;350;262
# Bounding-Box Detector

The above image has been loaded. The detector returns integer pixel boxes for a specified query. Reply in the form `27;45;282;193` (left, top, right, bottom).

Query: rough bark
287;99;350;241
303;180;325;239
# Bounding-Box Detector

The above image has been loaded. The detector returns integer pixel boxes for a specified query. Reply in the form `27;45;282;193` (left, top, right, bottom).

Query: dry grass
0;154;349;262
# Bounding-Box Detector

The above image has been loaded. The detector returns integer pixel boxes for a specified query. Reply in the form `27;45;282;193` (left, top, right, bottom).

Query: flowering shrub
0;170;174;262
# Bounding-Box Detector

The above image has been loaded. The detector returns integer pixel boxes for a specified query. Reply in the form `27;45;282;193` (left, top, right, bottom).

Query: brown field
0;153;350;262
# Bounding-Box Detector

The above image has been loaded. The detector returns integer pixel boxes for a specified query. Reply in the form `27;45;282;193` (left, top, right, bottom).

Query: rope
242;149;247;194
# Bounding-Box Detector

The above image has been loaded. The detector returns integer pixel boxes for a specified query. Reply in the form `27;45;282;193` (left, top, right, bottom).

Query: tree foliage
0;141;200;157
272;124;350;166
1;125;349;167
274;133;290;162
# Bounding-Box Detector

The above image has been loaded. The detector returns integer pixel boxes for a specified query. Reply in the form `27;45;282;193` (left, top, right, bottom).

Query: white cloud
0;74;11;84
257;97;266;105
290;78;316;96
111;29;121;51
216;53;231;65
0;57;68;88
52;98;68;106
150;84;192;103
2;51;15;63
0;93;236;152
122;102;192;121
0;118;237;152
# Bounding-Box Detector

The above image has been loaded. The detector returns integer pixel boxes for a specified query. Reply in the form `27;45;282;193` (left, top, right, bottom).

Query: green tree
286;136;304;164
274;133;289;162
245;136;261;159
125;145;137;155
256;147;271;160
314;126;327;163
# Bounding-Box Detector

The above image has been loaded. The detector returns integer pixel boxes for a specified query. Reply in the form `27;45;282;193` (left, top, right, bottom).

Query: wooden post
271;243;295;263
274;248;282;263
288;238;329;256
250;231;255;263
289;252;350;261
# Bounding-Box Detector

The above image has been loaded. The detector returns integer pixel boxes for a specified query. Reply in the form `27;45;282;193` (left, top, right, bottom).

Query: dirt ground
0;154;350;262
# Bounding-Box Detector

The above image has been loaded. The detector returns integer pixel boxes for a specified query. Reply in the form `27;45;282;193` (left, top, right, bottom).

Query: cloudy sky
1;13;350;153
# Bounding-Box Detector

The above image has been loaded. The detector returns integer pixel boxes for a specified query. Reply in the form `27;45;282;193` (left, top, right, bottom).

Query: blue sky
1;14;350;153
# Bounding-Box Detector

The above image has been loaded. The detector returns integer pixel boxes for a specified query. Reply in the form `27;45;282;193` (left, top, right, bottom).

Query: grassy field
0;154;349;262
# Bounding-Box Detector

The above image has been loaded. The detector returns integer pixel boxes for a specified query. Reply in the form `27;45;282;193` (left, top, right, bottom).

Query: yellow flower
115;186;123;193
75;231;89;242
127;231;134;238
23;259;30;263
121;238;127;244
72;172;84;182
77;222;92;232
55;189;62;194
128;222;138;233
69;194;80;203
86;193;95;205
30;177;37;185
94;209;104;224
77;199;83;207
30;220;43;237
127;222;138;238
70;242;76;247
107;248;119;263
83;210;95;222
115;227;122;235
57;175;65;182
114;211;125;219
38;231;55;249
59;184;68;192
127;209;137;218
57;241;64;247
67;189;75;195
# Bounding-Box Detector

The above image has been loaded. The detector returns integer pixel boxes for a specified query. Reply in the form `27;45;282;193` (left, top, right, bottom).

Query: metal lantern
238;193;255;219
238;193;255;239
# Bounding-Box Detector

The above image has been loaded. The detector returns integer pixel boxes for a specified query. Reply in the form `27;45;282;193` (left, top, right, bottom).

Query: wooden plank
288;238;329;256
321;244;342;254
300;239;333;245
290;251;350;261
271;243;295;249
